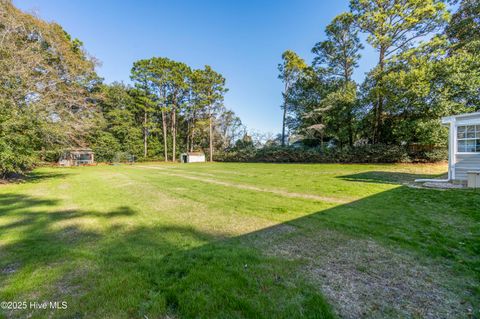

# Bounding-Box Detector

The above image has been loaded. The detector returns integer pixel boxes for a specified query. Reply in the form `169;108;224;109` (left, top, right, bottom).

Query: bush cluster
0;140;37;179
214;145;447;164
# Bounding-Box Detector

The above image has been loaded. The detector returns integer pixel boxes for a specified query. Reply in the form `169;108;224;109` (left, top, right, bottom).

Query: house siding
455;153;480;180
188;155;205;163
442;112;480;182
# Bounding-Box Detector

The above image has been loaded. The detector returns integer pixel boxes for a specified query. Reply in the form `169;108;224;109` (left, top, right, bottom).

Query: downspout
450;119;456;180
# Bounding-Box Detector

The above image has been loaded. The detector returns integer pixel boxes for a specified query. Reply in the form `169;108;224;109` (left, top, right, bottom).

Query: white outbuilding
442;111;480;182
58;148;95;166
181;152;206;163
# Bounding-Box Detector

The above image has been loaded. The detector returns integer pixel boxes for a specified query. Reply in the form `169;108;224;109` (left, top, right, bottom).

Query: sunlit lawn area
0;163;478;318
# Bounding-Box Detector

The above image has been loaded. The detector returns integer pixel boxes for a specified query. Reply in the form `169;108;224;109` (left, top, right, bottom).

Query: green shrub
408;148;448;162
90;132;121;162
215;144;447;164
0;139;37;178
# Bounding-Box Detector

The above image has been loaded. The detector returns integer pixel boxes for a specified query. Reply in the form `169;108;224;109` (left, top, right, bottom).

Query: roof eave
441;111;480;126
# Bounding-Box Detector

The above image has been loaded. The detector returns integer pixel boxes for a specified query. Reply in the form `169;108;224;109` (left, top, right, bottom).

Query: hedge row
214;145;447;164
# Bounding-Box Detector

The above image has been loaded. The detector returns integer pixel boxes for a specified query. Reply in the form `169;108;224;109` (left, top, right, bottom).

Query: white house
181;152;206;163
442;112;480;181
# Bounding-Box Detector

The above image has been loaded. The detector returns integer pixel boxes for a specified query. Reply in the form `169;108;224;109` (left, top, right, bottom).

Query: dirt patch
134;165;348;204
54;262;94;299
0;178;23;185
58;183;70;190
422;182;465;189
407;182;466;190
1;262;20;274
260;229;473;319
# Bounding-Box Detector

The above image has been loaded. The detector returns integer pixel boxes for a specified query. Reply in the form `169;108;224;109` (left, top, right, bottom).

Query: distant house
442;112;480;181
181;152;205;163
59;148;95;166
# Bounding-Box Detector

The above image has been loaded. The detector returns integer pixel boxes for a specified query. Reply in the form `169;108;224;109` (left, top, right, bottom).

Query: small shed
442;112;480;181
59;148;95;166
181;152;205;163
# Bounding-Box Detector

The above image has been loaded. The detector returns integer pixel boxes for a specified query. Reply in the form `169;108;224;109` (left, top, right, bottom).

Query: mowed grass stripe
0;165;338;319
149;162;447;199
120;165;337;232
134;165;349;204
1;164;476;319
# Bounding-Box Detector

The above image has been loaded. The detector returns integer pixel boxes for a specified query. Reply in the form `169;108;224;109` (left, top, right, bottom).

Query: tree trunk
281;81;288;146
348;112;354;147
162;109;168;162
143;111;148;157
190;129;194;152
186;119;190;153
172;107;176;162
281;106;287;147
190;110;196;152
209;113;213;162
342;75;354;148
374;47;386;144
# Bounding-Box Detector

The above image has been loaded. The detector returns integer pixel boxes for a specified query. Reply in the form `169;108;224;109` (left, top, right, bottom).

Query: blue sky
15;0;377;134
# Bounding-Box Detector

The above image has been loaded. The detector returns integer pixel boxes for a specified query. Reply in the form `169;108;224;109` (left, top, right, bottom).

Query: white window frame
456;124;480;154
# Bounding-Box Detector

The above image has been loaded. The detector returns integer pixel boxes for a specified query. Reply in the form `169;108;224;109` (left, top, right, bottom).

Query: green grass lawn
0;163;478;318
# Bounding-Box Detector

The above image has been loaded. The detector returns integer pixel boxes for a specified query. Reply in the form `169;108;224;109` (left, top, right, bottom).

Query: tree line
278;0;480;150
1;0;479;176
0;1;245;176
94;59;244;163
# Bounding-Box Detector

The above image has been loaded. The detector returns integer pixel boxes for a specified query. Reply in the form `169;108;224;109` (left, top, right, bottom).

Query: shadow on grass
0;193;59;215
25;171;68;183
239;184;479;318
0;170;478;318
0;171;68;185
338;170;447;185
0;193;333;319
